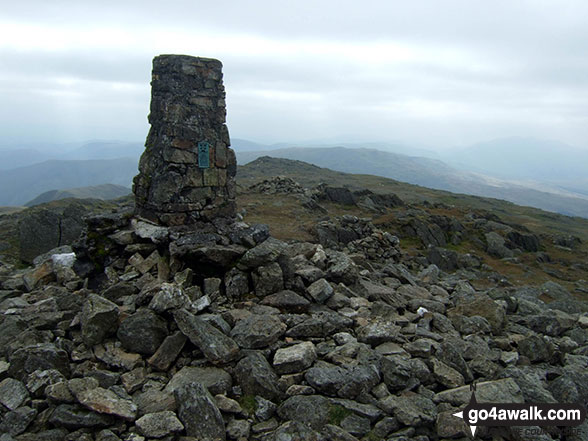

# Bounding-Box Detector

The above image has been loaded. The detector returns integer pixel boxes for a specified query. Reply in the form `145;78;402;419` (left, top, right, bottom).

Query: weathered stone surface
434;378;524;405
0;378;29;410
94;342;142;371
357;320;400;346
261;290;310;313
117;309;168;355
9;343;70;380
305;364;380;399
449;296;507;334
379;392;437;426
133;55;236;224
234;352;283;402
277;395;330;430
134;389;176;417
431;358;465;388
165;366;232;395
307;278;334;304
49;404;115;429
76;387;137;421
239;237;287;268
174;308;239;364
252;262;284;296
81;294;119;347
227;419;251;439
18;203;86;263
135;411;184;438
0;406;37;436
273;341;317;374
175;382;225;440
519;335;554;363
148;283;191;312
230;314;286;349
148;331;187;371
485;232;514;258
26;368;66;398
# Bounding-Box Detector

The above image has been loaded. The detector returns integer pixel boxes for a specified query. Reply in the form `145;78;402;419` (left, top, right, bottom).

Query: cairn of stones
133;55;237;225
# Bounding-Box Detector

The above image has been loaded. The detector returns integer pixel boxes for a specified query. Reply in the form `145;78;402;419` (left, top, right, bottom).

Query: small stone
431;358;465;388
9;343;71;380
518;335;553;362
379;392;437;426
121;367;147;394
357;320;400;346
135;411;184;438
131;219;169;244
148;331;187;371
227;419;251;440
436;410;468;438
25;368;65;398
254;396;277;421
273;341;317;374
277;395;330;430
0;378;29;410
94;342;143;371
49;404;115;429
285;384;315;396
117;309;168;355
80;294;119;347
500;351;519;365
307;278;334;303
230;314;286;349
234;352;283;402
174;308;239;364
260;290;310;313
165;366;233;396
0;406;37;436
214;395;242;414
149;283;190;313
46;381;75;403
175;382;225;440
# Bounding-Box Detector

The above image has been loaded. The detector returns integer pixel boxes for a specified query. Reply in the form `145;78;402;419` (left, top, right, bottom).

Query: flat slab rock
76;387;137;421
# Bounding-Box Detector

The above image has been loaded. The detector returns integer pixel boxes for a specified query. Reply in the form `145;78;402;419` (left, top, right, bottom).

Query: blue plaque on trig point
198;141;210;168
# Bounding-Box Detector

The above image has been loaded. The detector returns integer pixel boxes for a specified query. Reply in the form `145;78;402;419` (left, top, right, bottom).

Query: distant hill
24;184;131;207
61;141;144;161
0;148;54;170
443;137;588;193
0;158;138;206
0;140;144;170
237;148;588;219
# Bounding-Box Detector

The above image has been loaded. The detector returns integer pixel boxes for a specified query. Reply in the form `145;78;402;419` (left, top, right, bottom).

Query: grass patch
238;395;257;415
327;404;352;426
362;432;383;441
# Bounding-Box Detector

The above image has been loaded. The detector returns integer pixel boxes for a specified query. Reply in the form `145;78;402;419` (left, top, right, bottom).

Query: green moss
327;404;352;426
362;432;383;441
239;395;257;415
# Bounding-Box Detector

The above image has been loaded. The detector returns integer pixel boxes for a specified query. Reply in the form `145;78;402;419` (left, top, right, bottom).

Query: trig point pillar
133;55;237;225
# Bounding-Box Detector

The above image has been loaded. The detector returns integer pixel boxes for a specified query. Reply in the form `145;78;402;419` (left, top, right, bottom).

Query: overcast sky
1;0;588;150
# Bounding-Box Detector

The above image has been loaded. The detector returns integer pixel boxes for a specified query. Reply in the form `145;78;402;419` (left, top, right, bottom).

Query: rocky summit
0;55;587;441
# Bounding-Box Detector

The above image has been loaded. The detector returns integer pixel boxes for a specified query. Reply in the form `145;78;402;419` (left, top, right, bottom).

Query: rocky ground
0;175;587;441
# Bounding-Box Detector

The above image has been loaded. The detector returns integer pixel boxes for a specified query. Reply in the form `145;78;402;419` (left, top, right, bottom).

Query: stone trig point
133;55;237;225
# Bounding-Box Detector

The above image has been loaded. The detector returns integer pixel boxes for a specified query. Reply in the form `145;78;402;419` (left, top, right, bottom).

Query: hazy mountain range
0;158;137;206
24;184;131;207
1;138;587;218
